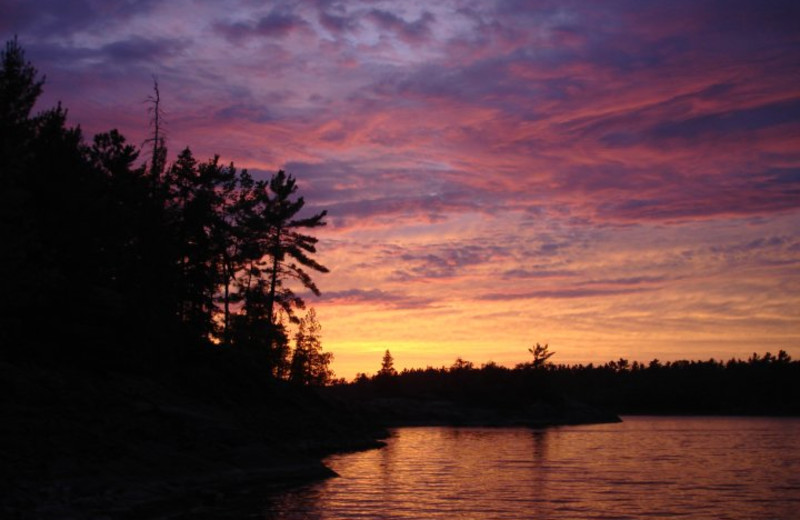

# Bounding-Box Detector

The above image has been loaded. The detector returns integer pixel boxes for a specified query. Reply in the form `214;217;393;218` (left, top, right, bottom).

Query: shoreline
0;360;385;518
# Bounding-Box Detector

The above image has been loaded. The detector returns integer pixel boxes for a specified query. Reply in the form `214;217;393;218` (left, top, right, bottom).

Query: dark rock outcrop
0;361;384;518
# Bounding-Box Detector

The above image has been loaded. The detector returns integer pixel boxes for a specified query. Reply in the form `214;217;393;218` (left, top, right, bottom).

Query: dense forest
334;347;800;416
0;38;377;516
0;38;333;384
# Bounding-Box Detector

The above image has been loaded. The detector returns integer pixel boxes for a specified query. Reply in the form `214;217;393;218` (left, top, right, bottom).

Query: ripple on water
263;417;800;520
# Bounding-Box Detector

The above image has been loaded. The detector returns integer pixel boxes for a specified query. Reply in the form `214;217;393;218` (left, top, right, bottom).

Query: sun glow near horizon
306;205;799;380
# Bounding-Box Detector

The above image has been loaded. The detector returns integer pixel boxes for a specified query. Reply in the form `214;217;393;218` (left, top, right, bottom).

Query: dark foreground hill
0;351;385;519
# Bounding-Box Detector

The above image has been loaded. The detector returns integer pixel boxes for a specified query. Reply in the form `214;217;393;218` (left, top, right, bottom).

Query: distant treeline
0;39;330;383
332;350;800;415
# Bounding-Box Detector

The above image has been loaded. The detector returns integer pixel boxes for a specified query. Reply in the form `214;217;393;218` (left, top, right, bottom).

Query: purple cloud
318;9;359;34
478;287;649;301
0;0;161;37
390;243;510;282
318;289;435;310
214;103;276;124
215;9;309;41
501;269;577;280
367;9;435;44
101;36;186;63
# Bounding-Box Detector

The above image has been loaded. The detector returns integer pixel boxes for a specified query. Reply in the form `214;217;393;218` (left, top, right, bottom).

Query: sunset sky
3;0;798;379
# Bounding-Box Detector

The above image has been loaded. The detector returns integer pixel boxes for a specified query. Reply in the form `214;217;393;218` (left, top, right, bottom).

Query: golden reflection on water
265;417;800;519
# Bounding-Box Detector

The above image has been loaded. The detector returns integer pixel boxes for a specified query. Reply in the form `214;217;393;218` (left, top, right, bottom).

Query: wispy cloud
318;288;436;310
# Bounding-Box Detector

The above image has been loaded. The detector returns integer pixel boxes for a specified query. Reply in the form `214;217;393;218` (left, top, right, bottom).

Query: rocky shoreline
0;361;384;519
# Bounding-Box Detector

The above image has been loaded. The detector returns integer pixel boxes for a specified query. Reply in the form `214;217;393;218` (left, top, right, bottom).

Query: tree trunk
223;259;230;345
266;225;281;328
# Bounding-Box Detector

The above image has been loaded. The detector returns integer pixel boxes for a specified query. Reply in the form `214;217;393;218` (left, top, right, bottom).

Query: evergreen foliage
334;349;799;415
289;308;334;386
526;343;555;369
378;349;397;377
0;39;329;376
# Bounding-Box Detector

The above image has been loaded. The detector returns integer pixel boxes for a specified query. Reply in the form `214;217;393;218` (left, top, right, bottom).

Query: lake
261;417;800;519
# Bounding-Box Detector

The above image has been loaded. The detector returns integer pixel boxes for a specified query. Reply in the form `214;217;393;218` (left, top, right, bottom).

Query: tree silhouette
1;38;48;350
1;38;335;378
528;343;555;369
144;76;166;181
0;38;117;356
260;170;328;336
162;150;242;344
289;308;334;386
213;165;256;345
378;349;397;377
0;37;42;164
222;172;315;374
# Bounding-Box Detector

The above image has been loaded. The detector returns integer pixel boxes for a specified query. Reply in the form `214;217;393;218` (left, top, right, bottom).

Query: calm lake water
262;417;800;519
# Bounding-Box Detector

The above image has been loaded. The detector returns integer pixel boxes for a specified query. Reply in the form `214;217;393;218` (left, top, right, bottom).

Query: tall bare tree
144;76;166;181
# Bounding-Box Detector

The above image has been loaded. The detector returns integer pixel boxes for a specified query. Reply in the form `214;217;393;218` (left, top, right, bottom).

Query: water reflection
263;417;800;519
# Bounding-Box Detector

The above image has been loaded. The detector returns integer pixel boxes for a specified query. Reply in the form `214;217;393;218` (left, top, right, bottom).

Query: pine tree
0;38;146;358
0;37;43;170
262;170;329;326
289;308;333;385
0;37;47;349
528;343;555;369
231;170;327;371
163;149;241;344
378;349;397;377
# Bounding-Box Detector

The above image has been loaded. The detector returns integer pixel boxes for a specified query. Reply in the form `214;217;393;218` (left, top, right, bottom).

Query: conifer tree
164;149;240;343
0;37;42;173
0;39;333;374
261;170;329;326
378;349;397;377
289;308;333;385
1;38;46;347
528;343;555;369
215;165;252;344
228;171;328;375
